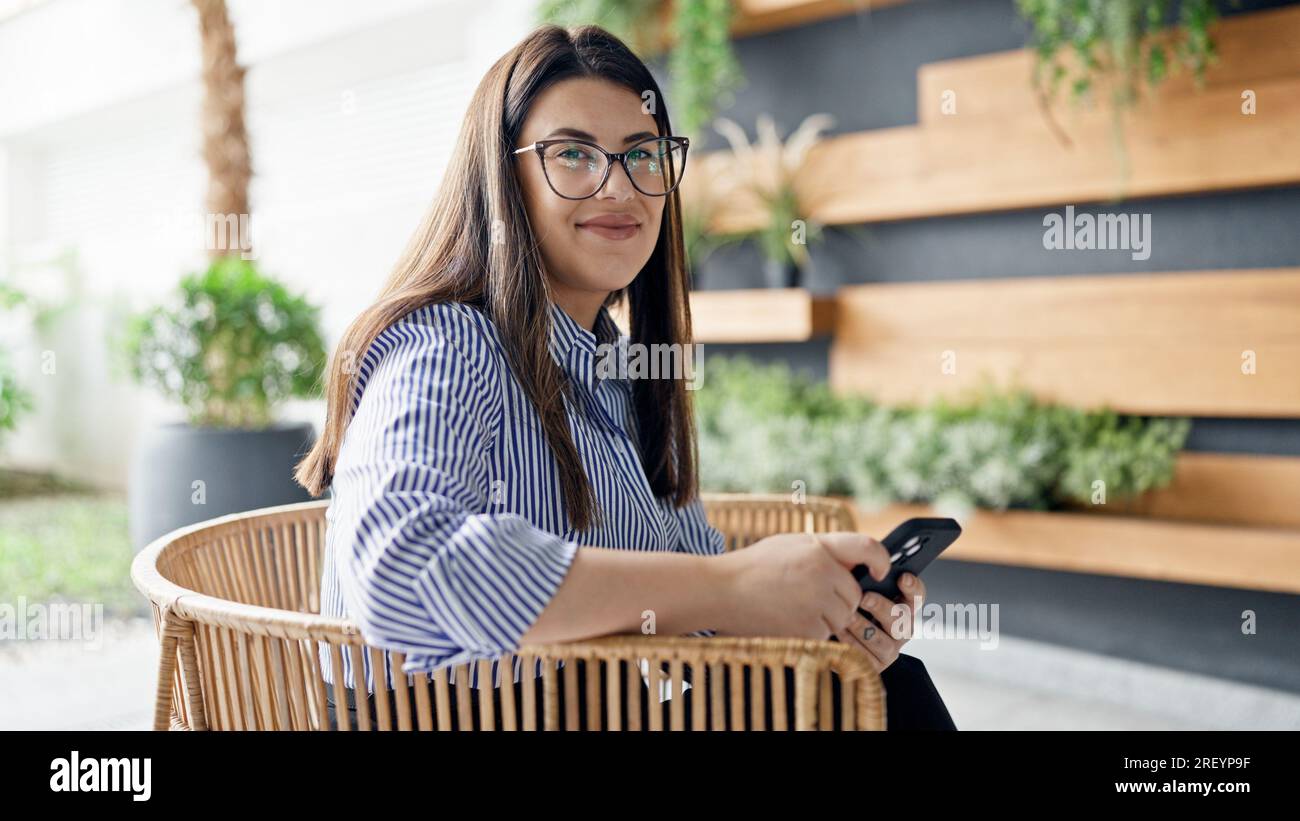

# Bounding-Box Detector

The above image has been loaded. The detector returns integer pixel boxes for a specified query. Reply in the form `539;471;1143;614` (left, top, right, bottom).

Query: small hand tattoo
862;626;876;641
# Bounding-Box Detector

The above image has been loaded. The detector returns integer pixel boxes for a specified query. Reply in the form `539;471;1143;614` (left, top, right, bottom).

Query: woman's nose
595;160;638;201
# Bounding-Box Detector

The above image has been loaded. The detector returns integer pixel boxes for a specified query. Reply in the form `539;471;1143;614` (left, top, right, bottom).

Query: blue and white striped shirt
319;299;725;692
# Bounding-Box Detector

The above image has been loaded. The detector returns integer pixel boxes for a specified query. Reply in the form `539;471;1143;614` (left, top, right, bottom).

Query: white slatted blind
38;90;204;290
32;53;474;326
249;60;472;220
244;58;474;330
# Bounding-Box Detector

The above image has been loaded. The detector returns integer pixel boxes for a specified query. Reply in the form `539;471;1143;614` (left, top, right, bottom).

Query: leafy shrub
0;282;34;451
120;257;326;429
695;354;1191;515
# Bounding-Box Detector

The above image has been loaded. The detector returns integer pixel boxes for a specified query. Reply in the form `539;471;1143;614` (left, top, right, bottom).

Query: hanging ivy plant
667;0;744;140
1016;0;1222;189
1018;0;1220;105
538;0;744;142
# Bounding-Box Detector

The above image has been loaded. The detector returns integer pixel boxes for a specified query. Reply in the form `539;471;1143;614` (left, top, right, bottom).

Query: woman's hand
838;571;926;674
713;530;924;674
714;531;892;643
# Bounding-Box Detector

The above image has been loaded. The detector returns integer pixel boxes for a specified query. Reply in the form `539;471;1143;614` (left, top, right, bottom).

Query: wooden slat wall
670;4;1300;588
830;268;1300;583
698;6;1300;233
917;5;1300;125
829;269;1300;418
849;501;1300;595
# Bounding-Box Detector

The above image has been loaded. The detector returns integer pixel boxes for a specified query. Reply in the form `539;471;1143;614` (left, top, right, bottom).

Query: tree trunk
192;0;252;259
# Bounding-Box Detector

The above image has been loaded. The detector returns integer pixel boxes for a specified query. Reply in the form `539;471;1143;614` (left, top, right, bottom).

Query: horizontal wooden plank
611;288;835;343
829;269;1300;417
651;0;912;51
731;0;911;38
829;78;1298;225
847;500;1300;594
1063;452;1300;530
830;343;1300;417
835;270;1300;343
918;5;1300;126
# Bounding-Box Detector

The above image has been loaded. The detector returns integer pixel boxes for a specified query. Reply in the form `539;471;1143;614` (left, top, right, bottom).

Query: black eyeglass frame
512;136;690;200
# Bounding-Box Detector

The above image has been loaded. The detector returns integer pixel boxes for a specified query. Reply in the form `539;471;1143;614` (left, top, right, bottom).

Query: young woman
295;23;954;730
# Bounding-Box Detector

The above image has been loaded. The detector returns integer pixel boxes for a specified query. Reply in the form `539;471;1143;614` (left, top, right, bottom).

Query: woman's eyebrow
542;127;658;144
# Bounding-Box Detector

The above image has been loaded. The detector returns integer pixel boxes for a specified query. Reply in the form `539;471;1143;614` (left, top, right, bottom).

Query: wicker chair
130;493;884;730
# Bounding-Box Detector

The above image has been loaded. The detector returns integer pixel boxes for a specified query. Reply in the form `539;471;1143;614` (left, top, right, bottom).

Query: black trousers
324;653;956;731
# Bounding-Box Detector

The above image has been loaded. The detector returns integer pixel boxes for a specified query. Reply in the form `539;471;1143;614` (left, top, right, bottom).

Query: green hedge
694;354;1191;516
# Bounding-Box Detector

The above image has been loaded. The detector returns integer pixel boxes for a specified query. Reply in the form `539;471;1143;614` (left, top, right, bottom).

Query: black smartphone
852;517;962;601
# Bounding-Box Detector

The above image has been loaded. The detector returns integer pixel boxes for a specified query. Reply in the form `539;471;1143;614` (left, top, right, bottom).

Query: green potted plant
712;112;835;289
119;256;326;549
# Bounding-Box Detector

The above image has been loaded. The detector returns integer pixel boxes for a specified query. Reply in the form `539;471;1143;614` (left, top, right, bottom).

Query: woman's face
514;76;666;309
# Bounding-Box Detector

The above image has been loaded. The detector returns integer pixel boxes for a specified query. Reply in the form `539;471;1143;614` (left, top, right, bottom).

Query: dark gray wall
664;0;1300;693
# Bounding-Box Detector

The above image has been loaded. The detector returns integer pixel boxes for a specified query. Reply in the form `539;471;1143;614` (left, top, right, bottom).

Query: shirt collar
548;301;626;393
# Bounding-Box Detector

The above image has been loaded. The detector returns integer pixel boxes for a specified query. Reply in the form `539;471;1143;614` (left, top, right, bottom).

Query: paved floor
1;617;160;731
906;635;1300;730
3;618;1297;730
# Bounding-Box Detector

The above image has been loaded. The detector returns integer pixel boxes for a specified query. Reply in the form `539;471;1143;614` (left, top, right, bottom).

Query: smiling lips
578;213;641;241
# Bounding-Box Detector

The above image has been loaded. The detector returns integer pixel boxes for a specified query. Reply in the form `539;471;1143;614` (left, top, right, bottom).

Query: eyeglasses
512;136;689;200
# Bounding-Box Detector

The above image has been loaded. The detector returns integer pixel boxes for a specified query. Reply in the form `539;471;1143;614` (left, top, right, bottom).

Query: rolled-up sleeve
330;308;580;674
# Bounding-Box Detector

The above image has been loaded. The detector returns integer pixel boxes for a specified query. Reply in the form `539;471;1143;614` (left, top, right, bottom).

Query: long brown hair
294;24;699;533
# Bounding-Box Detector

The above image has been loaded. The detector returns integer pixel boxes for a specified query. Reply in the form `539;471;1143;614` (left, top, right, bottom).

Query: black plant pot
763;257;803;289
128;421;317;551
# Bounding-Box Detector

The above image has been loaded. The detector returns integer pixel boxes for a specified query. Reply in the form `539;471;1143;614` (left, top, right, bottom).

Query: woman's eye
628;149;660;174
551;145;596;167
